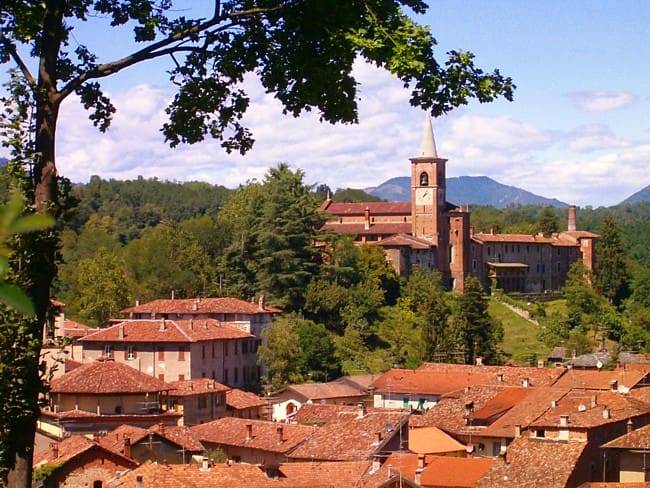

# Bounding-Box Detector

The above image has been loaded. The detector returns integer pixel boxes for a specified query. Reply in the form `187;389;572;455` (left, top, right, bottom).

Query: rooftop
99;423;204;454
283;378;368;401
61;319;93;338
371;368;495;396
603;423;650;450
408;425;466;455
79;319;252;343
225;389;266;410
168;378;230;396
288;409;409;461
321;222;413;236
417;362;566;387
552;369;648;391
375;233;433;250
122;297;281;315
49;359;169;394
421;455;495;488
321;201;411;216
191;417;315;454
33;435;136;469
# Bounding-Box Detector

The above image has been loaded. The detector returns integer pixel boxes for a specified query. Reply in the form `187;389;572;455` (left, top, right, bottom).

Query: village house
33;435;137;488
97;423;204;465
191;417;316;466
271;374;377;421
40;359;180;437
553;369;650;392
78;319;257;387
167;378;229;426
602;423;650;483
225;388;267;419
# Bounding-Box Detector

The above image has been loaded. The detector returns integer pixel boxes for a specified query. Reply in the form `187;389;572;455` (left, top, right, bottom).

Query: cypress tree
596;215;630;305
537;207;560;236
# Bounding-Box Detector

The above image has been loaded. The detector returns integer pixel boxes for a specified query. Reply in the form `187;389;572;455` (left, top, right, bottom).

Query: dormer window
420;172;429;186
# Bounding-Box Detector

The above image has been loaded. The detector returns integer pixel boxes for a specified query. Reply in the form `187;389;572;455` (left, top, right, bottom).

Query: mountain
620;185;650;205
365;175;567;208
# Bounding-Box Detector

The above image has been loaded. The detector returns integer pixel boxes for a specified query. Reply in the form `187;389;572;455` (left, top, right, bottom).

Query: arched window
419;172;429;186
286;402;296;416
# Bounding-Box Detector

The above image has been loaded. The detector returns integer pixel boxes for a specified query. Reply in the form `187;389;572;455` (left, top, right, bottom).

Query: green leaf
9;214;55;234
0;283;36;316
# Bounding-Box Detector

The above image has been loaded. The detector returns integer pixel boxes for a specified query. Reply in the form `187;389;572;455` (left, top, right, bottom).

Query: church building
321;116;598;293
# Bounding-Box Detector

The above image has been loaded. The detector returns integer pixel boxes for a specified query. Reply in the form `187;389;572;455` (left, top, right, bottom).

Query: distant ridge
365;175;567;208
619;185;650;205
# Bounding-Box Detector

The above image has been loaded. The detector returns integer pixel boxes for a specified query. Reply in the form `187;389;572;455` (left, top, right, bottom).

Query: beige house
167;378;229;426
78;319;257;388
603;423;650;482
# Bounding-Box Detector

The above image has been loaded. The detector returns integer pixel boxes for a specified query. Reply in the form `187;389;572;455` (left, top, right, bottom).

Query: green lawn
488;298;549;365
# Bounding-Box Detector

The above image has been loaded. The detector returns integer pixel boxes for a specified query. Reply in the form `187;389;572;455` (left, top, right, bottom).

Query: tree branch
0;34;36;89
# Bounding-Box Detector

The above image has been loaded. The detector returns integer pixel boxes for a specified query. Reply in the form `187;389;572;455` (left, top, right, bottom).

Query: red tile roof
375;233;433;250
288;410;409;461
417;362;567;387
472;233;575;246
226;389;266;410
79;319;252;343
372;368;496;396
122;297;280;315
471;387;530;421
62;320;93;338
168;378;230;396
530;390;650;429
33;435;137;469
361;451;419;487
408;426;466;455
49;359;170;394
276;461;372;487
476;435;587;488
323;202;411;216
191;417;315;454
552;369;647;390
99;423;204;454
292;404;367;426
322;222;413;236
421;455;495;488
603;423;650;449
285;379;368;401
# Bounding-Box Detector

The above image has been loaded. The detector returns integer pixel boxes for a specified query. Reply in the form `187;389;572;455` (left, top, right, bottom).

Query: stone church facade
321;116;598;293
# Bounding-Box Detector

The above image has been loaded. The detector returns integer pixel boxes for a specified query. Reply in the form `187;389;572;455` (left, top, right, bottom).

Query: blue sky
2;1;649;206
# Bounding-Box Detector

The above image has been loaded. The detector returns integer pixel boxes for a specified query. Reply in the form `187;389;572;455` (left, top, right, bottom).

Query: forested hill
620;185;650;205
65;175;233;241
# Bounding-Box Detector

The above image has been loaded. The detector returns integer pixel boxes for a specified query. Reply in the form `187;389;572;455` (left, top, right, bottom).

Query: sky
3;1;650;206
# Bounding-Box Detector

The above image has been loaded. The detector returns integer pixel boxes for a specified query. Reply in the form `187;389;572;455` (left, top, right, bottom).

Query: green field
488;298;549;365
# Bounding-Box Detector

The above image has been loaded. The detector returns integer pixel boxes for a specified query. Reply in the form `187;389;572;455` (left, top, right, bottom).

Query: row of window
104;340;261;362
486;245;565;256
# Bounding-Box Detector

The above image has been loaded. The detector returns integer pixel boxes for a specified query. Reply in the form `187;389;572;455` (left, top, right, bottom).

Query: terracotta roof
476;434;587;488
630;387;650;403
322;222;413;236
110;460;272;488
324;202;411;216
530;390;650;429
276;461;372;487
79;319;252;343
64;358;82;373
292;404;368;426
552;369;647;390
409;385;505;432
99;423;204;454
33;435;137;469
122;297;280;315
62;320;93;338
417;362;566;387
191;417;315;454
471;387;530;422
341;374;382;391
226;389;266;410
408;426;466;455
603;423;650;449
479;387;568;438
583;484;650;488
375;233;432;250
49;359;169;394
361;451;419;487
473;233;578;247
285;379;367;401
168;378;230;396
288;410;409;461
560;230;600;239
421;455;495;488
371;368;495;396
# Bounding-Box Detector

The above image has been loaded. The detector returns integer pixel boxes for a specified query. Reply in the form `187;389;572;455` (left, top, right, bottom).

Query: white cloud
567;90;636;113
51;62;648;207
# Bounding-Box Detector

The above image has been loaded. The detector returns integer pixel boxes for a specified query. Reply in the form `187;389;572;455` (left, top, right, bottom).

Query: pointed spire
419;114;438;158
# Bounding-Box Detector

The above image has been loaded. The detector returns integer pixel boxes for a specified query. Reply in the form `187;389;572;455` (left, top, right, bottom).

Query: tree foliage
596;215;630;305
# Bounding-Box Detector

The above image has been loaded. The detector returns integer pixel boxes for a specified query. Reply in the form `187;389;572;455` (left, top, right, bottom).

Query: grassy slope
488;298;549;365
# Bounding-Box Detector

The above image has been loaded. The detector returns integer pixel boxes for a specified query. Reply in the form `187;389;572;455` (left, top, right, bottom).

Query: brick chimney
192;299;199;311
118;324;124;340
567;205;577;232
521;377;530;388
603;407;611;420
515;425;521;437
357;402;366;419
496;373;504;383
246;423;253;441
415;455;425;485
50;442;59;460
590;396;597;409
475;357;483;366
159;319;167;332
610;380;618;392
276;425;285;443
364;206;371;230
123;436;132;458
559;414;569;427
258;295;265;311
627;418;633;433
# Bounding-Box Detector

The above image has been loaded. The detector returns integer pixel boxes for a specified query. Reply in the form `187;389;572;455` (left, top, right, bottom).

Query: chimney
475;357;483;366
465;401;474;415
417;454;425;469
50;442;59;460
590;396;597;409
357;402;366;419
136;475;143;488
470;225;475;236
135;299;140;307
514;425;522;438
490;227;495;235
171;290;175;300
118;324;124;340
522;377;530;388
415;457;425;486
603;407;611;420
496;373;504;383
189;318;194;331
192;299;199;312
537;359;545;369
551;399;557;408
159;319;167;332
159;422;165;436
376;432;382;443
276;425;284;443
364;206;371;230
559;415;569;427
246;423;253;441
123;436;132;458
372;454;381;472
200;457;210;471
567;205;577;232
258;295;265;311
610;380;618;392
627;418;633;433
